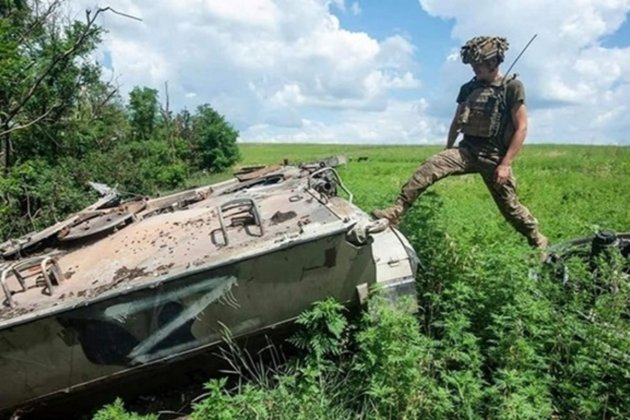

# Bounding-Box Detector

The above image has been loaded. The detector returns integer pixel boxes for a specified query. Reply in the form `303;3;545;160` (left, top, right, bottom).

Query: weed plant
94;144;629;419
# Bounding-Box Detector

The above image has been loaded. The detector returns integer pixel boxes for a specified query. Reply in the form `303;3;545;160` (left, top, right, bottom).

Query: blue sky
602;15;630;48
331;0;453;87
81;0;630;145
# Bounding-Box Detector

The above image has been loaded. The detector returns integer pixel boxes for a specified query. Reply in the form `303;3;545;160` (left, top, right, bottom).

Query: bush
349;295;451;419
191;104;240;172
93;398;157;420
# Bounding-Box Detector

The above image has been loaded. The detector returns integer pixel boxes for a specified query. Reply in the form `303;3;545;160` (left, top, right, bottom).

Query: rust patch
0;306;29;320
74;267;150;300
113;266;148;284
234;164;281;181
155;262;175;275
155;263;174;271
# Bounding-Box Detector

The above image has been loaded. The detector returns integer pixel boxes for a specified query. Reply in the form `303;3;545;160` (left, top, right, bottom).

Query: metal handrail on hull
1;256;62;308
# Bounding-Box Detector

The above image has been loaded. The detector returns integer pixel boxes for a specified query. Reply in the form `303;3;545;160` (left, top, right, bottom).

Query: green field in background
234;144;629;248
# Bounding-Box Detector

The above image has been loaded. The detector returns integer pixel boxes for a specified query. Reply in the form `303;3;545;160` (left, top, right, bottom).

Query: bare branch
0;106;57;137
1;4;142;172
5;6;141;125
6;15;99;123
160;81;171;123
89;86;120;122
98;86;120;110
97;7;142;22
160;81;177;160
15;0;62;46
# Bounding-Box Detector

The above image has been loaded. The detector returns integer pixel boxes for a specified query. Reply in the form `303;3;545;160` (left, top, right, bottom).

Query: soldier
372;36;548;250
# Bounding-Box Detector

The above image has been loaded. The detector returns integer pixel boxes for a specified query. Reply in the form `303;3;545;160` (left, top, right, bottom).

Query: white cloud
419;0;630;143
71;0;630;144
241;99;447;144
73;0;422;143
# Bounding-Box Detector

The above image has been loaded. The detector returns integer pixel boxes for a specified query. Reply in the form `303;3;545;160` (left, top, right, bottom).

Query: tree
128;86;159;141
0;1;241;241
0;1;130;239
0;0;120;171
191;104;240;172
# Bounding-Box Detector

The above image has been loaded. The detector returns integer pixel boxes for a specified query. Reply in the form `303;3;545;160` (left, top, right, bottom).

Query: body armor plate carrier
458;75;515;139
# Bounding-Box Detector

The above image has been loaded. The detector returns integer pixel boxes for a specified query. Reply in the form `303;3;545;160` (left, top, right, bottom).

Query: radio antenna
503;34;537;78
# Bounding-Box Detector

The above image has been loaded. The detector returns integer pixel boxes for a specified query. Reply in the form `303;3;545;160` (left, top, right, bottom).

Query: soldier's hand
494;164;510;185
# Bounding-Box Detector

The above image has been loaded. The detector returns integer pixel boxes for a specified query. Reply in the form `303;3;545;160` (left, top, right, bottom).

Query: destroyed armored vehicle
0;158;418;414
544;230;630;281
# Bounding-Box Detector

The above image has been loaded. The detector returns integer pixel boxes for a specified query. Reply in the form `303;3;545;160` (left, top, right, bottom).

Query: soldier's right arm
446;103;465;149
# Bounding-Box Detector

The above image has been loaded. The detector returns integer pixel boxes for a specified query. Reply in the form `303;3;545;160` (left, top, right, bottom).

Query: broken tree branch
5;6;141;125
99;7;143;22
0;106;57;137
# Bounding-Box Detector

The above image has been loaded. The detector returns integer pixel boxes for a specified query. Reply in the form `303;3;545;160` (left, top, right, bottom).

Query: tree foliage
0;0;240;241
190;104;240;172
128;87;159;141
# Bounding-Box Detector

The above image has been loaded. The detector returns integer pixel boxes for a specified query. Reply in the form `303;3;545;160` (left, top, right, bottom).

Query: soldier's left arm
495;103;528;185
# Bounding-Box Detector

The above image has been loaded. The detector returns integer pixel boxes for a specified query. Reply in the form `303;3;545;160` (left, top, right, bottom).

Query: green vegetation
3;2;628;418
234;143;629;242
94;143;629;419
92;398;157;420
0;1;239;241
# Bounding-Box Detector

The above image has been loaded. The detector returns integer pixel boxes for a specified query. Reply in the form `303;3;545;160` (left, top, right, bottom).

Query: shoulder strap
495;75;518;140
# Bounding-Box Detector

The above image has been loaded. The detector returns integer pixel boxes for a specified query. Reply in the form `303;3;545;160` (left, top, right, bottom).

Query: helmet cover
460;36;509;64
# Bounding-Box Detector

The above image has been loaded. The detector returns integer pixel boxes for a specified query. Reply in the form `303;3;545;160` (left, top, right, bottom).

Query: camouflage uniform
373;37;548;249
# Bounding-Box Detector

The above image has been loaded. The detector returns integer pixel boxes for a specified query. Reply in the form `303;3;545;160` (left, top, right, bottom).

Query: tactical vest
457;76;514;139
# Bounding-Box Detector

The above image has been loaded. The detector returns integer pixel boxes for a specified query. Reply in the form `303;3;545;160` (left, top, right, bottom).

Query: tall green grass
95;144;629;419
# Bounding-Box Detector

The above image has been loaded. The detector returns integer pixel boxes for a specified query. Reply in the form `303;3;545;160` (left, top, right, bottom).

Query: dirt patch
270;210;297;225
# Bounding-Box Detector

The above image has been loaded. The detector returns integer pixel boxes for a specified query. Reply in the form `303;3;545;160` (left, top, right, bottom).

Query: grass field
98;143;630;419
236;143;629;245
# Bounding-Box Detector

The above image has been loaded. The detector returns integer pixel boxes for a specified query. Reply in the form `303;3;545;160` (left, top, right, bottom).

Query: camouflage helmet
460;36;509;65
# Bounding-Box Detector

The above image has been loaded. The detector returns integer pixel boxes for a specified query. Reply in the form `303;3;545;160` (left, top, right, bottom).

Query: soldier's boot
528;231;550;262
371;198;409;227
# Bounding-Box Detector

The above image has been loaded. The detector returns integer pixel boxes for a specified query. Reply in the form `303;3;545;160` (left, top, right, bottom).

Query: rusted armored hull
0;161;417;414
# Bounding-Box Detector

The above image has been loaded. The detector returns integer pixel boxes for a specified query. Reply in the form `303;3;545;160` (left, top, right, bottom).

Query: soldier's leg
372;148;475;226
479;167;548;248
